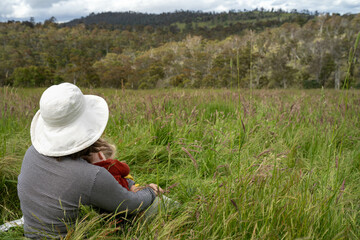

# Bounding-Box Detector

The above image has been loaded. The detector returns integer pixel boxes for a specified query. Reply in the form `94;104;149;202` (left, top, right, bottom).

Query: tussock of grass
1;88;360;239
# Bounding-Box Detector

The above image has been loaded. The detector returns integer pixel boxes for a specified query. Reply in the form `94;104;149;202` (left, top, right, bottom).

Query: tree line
0;11;359;89
62;9;314;29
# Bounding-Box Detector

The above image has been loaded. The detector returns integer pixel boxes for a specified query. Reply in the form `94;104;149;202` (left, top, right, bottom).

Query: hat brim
31;95;109;157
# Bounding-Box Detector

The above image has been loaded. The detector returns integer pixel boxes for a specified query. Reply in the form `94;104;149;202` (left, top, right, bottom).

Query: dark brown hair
62;138;116;160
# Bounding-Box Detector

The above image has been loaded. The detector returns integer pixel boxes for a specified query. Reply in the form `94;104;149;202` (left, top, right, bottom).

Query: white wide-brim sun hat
31;83;109;157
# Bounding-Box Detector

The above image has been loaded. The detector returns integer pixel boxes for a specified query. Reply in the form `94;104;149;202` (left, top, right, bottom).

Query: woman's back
18;145;156;238
18;145;98;238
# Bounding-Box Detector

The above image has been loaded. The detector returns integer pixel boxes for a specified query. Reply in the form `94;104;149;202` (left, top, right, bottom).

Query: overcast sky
1;0;360;23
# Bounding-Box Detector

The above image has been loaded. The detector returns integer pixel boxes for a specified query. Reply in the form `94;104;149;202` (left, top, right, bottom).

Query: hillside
0;11;359;89
61;9;315;32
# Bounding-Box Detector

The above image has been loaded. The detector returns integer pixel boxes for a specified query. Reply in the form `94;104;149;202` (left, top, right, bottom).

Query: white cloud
0;0;27;18
0;0;359;22
0;1;15;16
1;0;32;19
27;0;64;8
12;3;32;18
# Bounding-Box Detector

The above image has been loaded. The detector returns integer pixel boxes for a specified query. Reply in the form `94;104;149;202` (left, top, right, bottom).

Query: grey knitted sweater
17;145;156;239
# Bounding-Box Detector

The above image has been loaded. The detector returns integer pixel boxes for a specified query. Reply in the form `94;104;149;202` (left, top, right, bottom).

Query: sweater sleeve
127;179;135;189
89;167;156;214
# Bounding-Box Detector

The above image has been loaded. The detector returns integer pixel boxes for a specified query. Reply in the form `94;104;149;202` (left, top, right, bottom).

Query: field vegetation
1;87;359;239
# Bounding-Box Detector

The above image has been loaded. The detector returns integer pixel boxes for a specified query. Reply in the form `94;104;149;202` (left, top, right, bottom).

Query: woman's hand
130;185;140;192
147;183;164;196
130;184;164;195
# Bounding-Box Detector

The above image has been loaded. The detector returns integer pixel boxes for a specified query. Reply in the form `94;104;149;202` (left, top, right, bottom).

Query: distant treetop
61;9;316;29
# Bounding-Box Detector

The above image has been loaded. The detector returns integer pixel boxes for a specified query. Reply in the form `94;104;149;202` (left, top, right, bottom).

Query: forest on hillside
62;9;314;28
0;10;359;89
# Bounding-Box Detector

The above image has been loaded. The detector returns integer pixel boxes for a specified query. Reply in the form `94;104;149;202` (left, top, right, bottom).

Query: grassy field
1;87;360;239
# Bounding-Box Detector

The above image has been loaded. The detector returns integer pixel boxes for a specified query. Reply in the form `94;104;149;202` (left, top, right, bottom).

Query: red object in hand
94;159;130;191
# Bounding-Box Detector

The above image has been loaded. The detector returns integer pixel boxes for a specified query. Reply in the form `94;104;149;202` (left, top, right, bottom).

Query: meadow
1;87;359;239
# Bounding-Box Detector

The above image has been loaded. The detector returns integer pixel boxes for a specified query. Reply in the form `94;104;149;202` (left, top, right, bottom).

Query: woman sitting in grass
17;83;165;239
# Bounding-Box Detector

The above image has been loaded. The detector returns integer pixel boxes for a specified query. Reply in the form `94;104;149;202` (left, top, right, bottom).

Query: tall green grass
1;88;359;239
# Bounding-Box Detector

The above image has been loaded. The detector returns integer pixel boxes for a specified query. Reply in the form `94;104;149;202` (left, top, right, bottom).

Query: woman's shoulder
24;145;100;180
